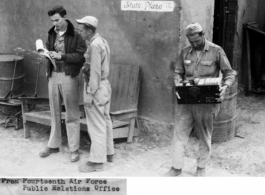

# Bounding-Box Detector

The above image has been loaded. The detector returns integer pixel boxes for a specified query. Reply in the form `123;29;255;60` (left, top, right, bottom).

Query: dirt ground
0;92;265;177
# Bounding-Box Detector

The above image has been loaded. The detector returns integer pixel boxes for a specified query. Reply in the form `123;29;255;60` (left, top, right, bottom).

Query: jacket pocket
199;60;216;76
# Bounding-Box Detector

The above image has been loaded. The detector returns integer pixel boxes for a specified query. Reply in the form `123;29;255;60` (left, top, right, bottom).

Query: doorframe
213;0;238;69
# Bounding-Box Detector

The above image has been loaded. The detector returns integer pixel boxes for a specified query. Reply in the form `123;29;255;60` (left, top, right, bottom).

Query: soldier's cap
76;16;98;28
185;23;203;36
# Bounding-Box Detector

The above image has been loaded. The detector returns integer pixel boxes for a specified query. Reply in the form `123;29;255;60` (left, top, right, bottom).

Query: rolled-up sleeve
218;48;237;87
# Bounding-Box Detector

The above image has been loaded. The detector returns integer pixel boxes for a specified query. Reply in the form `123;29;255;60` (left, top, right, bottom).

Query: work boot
107;154;114;162
164;167;182;177
196;167;206;177
70;150;80;162
39;147;59;157
78;161;104;173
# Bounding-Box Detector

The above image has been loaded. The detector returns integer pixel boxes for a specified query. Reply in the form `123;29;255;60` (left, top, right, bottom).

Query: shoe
39;147;59;157
107;154;114;162
70;150;80;162
78;161;104;173
164;167;182;177
196;167;206;177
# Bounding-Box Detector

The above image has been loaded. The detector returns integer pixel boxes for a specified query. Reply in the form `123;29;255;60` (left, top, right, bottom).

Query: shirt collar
188;38;210;53
204;39;210;51
54;26;67;36
89;33;100;44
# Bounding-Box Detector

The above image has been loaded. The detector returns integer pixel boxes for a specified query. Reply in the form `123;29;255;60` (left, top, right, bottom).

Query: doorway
212;0;229;48
213;0;238;68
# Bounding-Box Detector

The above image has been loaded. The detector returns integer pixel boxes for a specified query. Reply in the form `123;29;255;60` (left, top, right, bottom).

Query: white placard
121;1;175;12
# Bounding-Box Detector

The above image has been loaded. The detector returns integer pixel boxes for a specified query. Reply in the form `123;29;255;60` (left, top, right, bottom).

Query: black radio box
175;78;221;104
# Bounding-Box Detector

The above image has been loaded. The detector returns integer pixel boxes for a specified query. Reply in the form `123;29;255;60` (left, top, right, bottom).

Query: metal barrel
0;54;24;99
212;78;238;143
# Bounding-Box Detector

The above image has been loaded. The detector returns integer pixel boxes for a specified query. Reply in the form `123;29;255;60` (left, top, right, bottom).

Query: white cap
76;16;98;28
185;23;203;36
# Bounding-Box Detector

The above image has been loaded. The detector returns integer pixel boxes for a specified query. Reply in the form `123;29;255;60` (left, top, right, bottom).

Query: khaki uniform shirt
174;39;236;87
84;33;110;95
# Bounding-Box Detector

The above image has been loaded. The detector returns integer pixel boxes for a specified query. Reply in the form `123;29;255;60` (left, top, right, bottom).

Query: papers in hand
36;39;56;70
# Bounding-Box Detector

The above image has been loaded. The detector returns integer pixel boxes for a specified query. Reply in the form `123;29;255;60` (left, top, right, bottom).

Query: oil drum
212;78;238;143
0;54;24;99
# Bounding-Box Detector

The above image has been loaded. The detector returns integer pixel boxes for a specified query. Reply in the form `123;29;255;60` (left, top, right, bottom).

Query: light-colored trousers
172;103;220;169
84;80;115;163
47;72;80;152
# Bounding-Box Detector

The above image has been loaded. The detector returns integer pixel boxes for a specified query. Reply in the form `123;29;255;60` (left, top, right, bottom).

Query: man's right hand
82;66;90;83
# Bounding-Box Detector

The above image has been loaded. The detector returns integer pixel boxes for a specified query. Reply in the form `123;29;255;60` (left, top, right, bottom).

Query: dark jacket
46;20;86;78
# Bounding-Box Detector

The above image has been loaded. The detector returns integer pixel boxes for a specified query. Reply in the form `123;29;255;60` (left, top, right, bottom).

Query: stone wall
0;0;216;133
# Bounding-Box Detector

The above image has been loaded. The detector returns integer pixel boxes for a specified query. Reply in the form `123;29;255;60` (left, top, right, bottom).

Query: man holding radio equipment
167;23;236;176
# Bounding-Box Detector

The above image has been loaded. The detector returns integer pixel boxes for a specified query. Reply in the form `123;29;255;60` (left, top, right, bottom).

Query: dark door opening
213;0;229;48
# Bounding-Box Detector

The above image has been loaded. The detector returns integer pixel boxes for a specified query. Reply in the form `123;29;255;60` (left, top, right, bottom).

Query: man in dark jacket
39;5;86;162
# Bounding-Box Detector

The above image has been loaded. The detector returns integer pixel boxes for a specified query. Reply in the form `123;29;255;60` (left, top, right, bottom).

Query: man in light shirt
76;16;115;172
167;23;236;176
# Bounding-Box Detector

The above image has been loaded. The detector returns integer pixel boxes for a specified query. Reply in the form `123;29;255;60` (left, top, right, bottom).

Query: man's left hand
84;89;93;107
50;51;62;60
216;85;228;102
